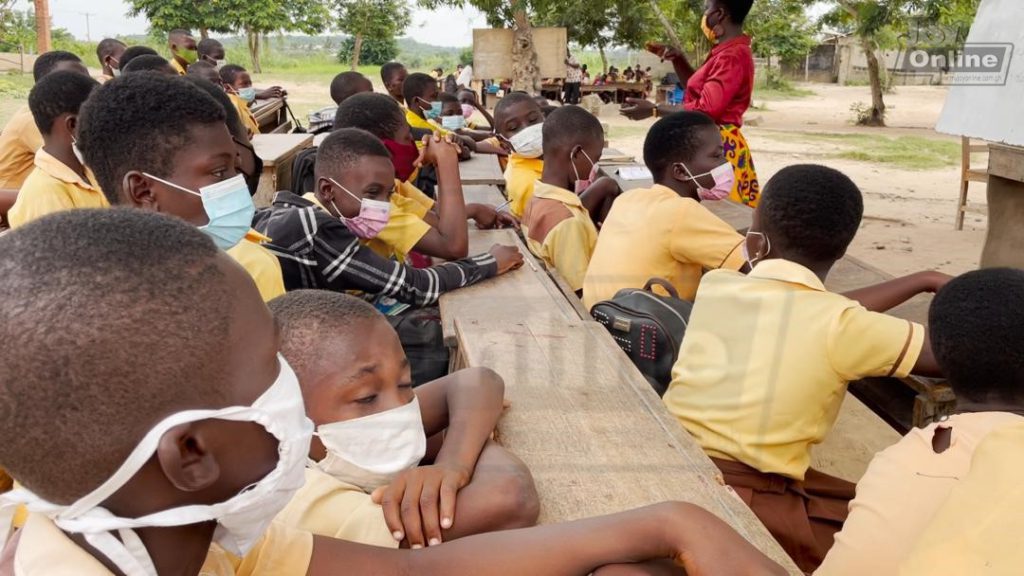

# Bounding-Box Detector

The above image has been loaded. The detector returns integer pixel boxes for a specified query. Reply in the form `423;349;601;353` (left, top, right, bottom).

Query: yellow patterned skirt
720;124;760;207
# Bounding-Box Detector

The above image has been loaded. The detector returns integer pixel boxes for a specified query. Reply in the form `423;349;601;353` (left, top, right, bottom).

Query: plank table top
251;133;313;168
459;154;506;186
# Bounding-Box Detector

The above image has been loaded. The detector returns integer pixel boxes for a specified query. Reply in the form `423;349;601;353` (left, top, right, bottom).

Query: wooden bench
251;97;292;134
597;164;954;432
458;154;506;187
251;133;314;208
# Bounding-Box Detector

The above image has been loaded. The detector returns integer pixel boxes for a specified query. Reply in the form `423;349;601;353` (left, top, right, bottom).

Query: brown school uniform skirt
712;458;855;575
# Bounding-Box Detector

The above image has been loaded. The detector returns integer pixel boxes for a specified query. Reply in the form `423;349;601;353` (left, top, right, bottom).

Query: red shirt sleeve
688;51;745;122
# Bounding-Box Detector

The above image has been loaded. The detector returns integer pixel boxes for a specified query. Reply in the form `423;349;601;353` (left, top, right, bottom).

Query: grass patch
772;132;963;170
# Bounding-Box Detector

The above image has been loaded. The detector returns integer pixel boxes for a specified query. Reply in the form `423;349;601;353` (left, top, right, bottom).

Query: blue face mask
238;87;257;103
144;173;255;250
417;98;442;120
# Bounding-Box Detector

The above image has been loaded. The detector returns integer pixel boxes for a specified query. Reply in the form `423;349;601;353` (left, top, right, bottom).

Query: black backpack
591;278;693;396
290;146;318;196
386;306;450;387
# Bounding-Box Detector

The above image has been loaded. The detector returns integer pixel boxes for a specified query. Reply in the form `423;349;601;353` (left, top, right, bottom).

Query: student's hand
659;503;788;576
469;204;520;230
417;134;461;168
620;98;657;120
371;463;473;548
489;244;524;274
255;86;286;100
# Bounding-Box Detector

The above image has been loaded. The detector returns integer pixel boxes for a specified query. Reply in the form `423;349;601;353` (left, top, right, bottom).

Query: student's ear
668;162;689;183
156;422;221;492
63;114;78;140
123;171;159;210
315;177;336;205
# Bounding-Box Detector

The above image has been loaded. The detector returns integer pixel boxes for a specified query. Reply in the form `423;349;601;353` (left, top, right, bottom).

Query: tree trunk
599;44;608;73
647;0;683;54
33;0;51;53
861;34;886;126
351;33;363;71
200;27;209;40
511;8;540;93
246;27;262;74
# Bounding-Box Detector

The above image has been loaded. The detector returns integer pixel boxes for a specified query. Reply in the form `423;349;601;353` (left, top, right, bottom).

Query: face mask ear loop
675;161;702;183
142;173;202;198
571;147;583;182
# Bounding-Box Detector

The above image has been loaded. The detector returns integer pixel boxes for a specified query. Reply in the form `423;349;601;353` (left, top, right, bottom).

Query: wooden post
34;0;51;54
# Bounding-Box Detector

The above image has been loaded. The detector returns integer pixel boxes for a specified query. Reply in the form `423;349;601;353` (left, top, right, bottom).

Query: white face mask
0;356;313;576
508;122;544;159
313;396;427;492
743;230;770;268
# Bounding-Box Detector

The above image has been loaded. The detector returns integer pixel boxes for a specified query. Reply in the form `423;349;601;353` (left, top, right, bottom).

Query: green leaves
336;0;411;41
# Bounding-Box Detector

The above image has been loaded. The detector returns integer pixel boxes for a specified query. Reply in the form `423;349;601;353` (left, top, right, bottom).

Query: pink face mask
572;148;598;194
678;161;735;201
461;104;475;119
327;178;391;239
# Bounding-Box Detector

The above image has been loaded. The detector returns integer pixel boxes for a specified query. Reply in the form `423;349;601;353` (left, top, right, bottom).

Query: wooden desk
251;98;291;134
462;184;506;206
980;143;1024;268
438;228;579;350
251;134;314;208
453;316;800;573
459;154;505;186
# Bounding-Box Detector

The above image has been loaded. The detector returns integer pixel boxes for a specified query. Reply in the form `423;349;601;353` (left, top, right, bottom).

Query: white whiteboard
936;0;1024;145
473;28;568;80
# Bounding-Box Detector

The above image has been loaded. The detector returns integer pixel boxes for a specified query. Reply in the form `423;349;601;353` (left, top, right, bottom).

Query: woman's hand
620;98;657;121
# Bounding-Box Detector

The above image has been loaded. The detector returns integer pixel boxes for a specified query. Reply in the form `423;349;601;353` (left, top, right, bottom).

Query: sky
16;0;488;47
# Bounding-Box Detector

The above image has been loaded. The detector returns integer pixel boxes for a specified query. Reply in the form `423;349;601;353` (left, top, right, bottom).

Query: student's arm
579;177;622;225
470;100;496;128
842;271;952;313
456;128;496;142
307;501;788;576
473;140;509;156
372;368;507;546
911;333;943;378
411;136;470;260
467;203;519;230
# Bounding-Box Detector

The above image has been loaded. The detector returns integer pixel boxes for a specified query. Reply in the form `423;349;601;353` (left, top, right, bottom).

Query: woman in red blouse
622;0;759;206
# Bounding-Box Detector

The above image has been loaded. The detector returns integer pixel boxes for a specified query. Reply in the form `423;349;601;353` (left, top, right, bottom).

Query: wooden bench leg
955;179;969;231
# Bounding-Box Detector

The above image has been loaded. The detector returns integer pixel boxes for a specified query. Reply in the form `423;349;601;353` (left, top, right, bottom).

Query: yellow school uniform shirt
228;93;261;137
275;468;398;548
8;149;108;229
521;181;598;291
227;230;286;302
0;105;43;190
581;185;745;311
818;411;1024;576
13;513;312;576
502;155;544;219
170;58;187;76
663;259;925;481
900;422;1024;576
405;109;450;139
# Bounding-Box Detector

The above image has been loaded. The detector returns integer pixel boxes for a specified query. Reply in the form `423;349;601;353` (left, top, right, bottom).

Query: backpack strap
643;277;680;299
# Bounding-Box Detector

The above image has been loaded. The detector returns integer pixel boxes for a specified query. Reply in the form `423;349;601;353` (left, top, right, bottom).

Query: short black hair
493;91;539;124
96;38;126;65
28;71;99;135
380;61;406;84
315;128;390;180
119;46;158;69
0;208;231;503
182;75;245;142
78;73;226;203
197;37;223;57
402;72;436;107
219;64;247;85
187;60;218;76
122;54;172;74
759;164;863;264
269;290;383;385
329;71;371;105
333;92;404;140
439;92;459;104
643;111;718;177
32;51;82;82
721;0;754;24
542;105;603;154
929;268;1024;405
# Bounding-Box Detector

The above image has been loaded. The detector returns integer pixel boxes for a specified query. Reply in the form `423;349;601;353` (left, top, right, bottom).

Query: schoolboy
0;208;788;576
402;72;476;154
167;28;197;75
271;290;539;548
0;51;87;190
380;61;409;104
253;128;522;306
77;73;285;302
117;45;158;70
521;106;601;292
220;64;261;136
187;60;223;85
95;38;126;81
582;111;745;310
122;54;178;76
7;72;104;228
308;71;374;134
662;163;948;572
817;268;1024;576
334;93;515;263
493;92;545;218
198;37;226;67
438;93;506;156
